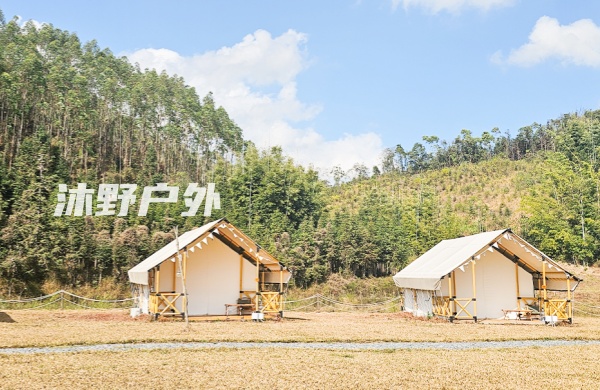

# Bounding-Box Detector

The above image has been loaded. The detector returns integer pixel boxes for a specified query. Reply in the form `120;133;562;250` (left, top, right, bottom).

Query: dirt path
2;339;600;355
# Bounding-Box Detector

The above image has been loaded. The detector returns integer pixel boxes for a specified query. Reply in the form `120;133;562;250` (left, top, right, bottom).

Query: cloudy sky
3;1;600;177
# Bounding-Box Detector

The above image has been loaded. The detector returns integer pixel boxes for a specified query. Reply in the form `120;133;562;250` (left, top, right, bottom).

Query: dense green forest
1;11;600;296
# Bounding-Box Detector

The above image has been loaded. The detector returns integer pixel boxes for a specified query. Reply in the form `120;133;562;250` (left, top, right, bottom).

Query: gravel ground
2;339;600;355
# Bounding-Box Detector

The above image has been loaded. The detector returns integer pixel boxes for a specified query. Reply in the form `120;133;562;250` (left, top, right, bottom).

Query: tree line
1;10;599;296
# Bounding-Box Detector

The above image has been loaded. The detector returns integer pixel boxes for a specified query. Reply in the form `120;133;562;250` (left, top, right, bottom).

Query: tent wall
132;284;150;314
444;251;534;319
176;238;257;316
403;288;434;317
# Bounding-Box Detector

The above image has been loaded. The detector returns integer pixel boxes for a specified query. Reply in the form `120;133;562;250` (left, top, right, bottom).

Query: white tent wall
132;284;150;314
175;237;256;316
402;289;434;317
403;288;414;312
446;251;534;319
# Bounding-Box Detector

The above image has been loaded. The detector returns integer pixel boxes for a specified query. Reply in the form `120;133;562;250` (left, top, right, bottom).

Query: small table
225;303;255;317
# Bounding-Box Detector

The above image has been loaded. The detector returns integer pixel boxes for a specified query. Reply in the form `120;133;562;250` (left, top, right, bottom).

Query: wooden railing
149;292;185;318
260;292;283;313
545;299;571;321
432;296;476;321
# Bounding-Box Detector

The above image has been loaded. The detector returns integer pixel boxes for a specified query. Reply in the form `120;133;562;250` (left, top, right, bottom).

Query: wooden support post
239;254;244;300
537;272;542;309
451;270;457;317
255;258;260;312
172;257;177;291
156;266;161;293
471;260;477;322
567;276;572;322
447;272;454;321
515;262;520;309
542;260;547;316
279;265;284;314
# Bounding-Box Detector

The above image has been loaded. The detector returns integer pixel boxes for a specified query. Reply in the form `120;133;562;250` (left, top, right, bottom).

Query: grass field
2;345;600;389
1;309;600;389
1;265;599;389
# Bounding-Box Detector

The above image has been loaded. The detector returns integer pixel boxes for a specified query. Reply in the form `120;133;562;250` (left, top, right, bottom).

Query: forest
1;11;600;296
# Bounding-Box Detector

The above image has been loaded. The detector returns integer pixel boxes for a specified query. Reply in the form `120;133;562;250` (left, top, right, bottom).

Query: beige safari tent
393;229;581;322
128;218;291;318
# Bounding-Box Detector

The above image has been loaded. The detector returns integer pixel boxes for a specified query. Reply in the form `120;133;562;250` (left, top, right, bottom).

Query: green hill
1;10;599;295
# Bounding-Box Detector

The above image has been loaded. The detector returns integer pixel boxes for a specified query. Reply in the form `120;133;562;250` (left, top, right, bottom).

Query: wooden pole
451;270;457;318
279;265;284;315
447;273;453;320
567;276;572;321
175;226;189;327
515;262;520;308
255;257;260;312
542;259;547;316
471;260;477;322
239;254;244;300
156;266;161;294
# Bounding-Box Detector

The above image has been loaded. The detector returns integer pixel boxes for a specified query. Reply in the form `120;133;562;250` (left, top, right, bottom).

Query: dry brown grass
2;310;600;389
1;310;600;349
1;345;600;389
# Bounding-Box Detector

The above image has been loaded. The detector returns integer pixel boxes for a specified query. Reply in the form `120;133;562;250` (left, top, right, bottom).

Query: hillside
1;11;600;295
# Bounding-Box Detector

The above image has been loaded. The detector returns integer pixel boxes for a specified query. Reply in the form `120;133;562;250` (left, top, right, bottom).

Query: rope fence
0;290;403;313
284;294;403;313
572;301;600;317
0;290;134;310
1;290;598;316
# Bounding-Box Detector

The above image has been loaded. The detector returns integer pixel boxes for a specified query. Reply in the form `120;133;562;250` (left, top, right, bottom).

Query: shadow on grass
0;312;16;323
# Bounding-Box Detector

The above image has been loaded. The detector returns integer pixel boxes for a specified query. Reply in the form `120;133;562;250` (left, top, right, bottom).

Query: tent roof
128;218;291;285
393;229;580;291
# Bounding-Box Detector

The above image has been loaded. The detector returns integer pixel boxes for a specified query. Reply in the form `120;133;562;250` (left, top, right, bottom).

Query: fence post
60;290;64;310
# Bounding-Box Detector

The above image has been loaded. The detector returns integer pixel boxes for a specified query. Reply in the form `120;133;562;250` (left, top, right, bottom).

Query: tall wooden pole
175;226;189;327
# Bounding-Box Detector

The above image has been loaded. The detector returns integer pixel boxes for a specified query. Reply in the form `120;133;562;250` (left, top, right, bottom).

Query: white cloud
15;16;45;30
392;0;515;14
125;29;383;178
493;16;600;68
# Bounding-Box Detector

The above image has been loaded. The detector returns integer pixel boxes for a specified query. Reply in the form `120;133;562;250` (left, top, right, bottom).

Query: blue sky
3;1;600;177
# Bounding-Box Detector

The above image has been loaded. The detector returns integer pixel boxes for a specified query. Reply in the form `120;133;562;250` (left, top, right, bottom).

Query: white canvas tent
128;218;291;318
393;229;581;322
